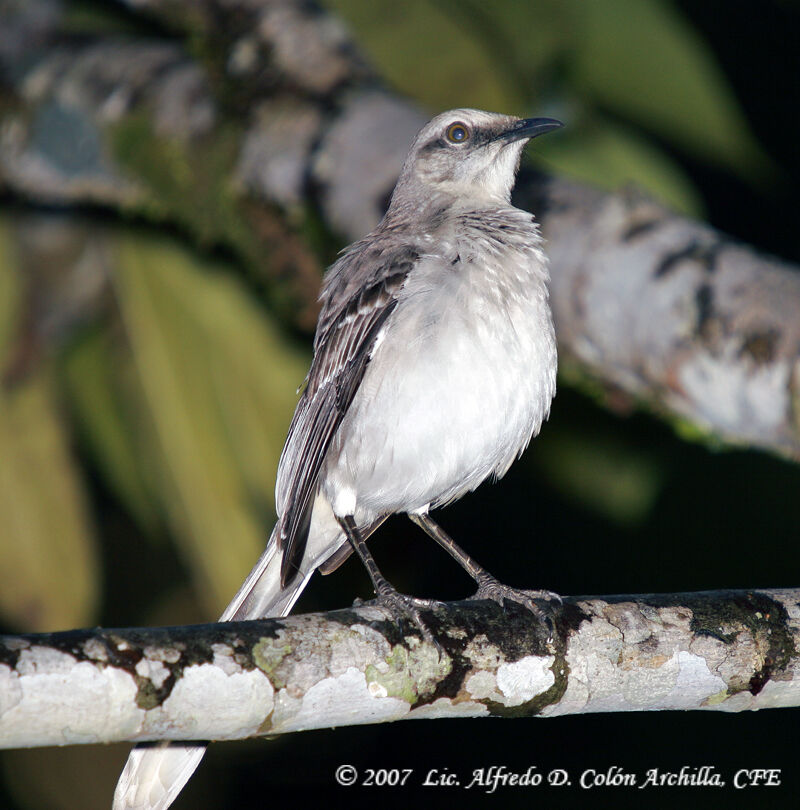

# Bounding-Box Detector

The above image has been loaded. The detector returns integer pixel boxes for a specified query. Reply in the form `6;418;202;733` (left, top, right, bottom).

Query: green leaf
429;0;572;104
61;327;161;533
0;223;21;360
112;234;309;614
538;116;703;215
327;0;522;112
0;377;100;631
570;0;772;179
0;221;99;630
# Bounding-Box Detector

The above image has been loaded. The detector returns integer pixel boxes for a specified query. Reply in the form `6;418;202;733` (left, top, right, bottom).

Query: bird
113;107;563;810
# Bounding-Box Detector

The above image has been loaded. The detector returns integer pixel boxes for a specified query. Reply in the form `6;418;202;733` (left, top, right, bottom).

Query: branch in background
519;177;800;460
0;0;798;458
1;588;798;749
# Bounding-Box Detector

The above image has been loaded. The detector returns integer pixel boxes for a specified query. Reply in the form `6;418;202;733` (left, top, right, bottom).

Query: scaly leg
408;512;560;632
337;515;440;646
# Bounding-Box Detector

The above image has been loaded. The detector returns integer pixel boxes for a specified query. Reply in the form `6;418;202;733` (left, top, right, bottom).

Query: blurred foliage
570;0;771;178
0;370;99;631
540;118;703;215
72;233;308;617
62;328;161;534
106;235;308;612
328;0;773;215
532;422;664;528
1;218;309;628
0;221;98;632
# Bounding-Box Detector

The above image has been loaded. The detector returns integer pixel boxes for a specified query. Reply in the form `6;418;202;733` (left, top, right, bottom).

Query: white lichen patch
557;642;728;716
464;656;555;707
0;656;143;746
143;645;181;664
496;656;555;705
409;696;488;719
81;638;109;662
367;680;388;698
465;670;500;702
159;663;274;740
212;643;243;676
272;666;409;733
543;613;641;716
654;650;728;709
2;638;29;651
0;665;22;716
135;658;171;690
16;646;77;676
748;676;800;710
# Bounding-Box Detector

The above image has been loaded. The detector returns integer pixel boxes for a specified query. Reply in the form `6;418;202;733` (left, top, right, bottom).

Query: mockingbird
114;107;563;810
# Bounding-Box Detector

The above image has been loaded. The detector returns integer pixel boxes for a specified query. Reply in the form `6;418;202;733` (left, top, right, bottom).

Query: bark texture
1;589;798;748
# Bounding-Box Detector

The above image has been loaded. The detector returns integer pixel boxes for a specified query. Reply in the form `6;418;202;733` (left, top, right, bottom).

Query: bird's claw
375;586;446;657
473;576;561;641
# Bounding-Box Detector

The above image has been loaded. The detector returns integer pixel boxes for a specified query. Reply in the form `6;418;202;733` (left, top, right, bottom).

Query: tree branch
1;589;798;749
518;176;800;460
1;0;799;458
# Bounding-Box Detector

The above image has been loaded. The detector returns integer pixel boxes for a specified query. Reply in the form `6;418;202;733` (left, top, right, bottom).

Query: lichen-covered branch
1;0;799;457
1;589;798;749
519;177;800;460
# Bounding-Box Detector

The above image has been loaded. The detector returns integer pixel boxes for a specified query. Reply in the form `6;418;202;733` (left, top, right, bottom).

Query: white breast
322;211;557;524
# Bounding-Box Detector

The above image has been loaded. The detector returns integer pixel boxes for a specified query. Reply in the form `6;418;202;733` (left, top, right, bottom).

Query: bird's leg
337;515;441;646
408;512;560;632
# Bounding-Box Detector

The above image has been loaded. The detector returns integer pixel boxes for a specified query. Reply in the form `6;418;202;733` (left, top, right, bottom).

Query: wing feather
276;245;419;585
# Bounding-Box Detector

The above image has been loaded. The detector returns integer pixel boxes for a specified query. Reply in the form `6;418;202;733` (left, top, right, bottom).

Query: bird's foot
473;574;561;641
374;583;444;653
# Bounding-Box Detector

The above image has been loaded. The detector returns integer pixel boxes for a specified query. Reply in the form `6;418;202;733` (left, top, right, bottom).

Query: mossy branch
1;589;798;749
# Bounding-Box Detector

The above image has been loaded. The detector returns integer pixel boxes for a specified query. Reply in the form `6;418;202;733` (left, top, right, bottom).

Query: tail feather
114;501;348;810
113;745;207;810
221;526;313;621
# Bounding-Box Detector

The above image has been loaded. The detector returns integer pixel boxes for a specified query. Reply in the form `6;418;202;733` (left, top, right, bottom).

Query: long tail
113;499;347;810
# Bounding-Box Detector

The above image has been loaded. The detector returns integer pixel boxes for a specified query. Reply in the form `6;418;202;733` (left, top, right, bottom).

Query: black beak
496;117;564;143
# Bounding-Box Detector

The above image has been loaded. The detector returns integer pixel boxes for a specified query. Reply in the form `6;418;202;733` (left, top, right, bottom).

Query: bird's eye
445;122;470;144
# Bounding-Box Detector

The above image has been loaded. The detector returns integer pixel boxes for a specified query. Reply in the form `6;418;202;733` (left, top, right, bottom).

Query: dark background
1;1;798;808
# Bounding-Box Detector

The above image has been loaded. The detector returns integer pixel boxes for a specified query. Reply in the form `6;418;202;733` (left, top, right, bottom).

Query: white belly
321;246;556;523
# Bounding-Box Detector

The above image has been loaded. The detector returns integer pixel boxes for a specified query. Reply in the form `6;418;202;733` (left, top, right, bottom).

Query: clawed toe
473;577;561;640
520;588;562;604
375;588;445;654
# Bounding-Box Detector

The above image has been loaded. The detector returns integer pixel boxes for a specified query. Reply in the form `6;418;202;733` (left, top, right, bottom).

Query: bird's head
388;108;563;214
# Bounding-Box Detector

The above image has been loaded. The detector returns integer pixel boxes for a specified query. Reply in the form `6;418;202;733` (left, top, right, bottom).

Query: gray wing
276;243;420;586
